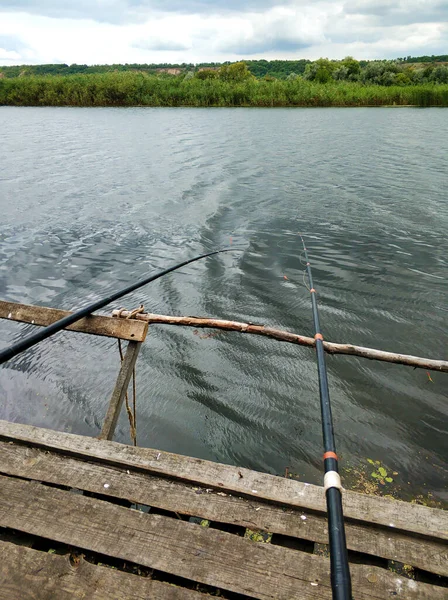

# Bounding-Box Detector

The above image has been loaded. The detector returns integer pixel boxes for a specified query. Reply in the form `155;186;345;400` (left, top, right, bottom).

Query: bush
304;58;337;83
218;62;253;82
195;69;218;80
430;66;448;84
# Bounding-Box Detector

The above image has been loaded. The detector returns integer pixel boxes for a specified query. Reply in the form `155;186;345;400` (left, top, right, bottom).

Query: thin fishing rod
300;235;352;600
0;248;241;365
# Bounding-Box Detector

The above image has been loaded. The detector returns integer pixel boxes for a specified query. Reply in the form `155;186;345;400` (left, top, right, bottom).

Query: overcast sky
0;1;447;65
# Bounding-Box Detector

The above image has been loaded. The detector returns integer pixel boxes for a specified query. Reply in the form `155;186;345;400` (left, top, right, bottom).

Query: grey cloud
222;37;312;55
0;34;37;63
327;29;383;44
344;0;401;16
132;38;191;51
0;0;129;22
0;0;291;23
0;34;28;52
144;0;290;11
344;0;448;26
219;10;322;55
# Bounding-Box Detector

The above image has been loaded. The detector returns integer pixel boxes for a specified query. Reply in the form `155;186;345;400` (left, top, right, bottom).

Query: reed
1;72;448;107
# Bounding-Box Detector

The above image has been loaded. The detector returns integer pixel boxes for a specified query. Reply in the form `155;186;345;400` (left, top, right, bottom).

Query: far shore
1;72;447;108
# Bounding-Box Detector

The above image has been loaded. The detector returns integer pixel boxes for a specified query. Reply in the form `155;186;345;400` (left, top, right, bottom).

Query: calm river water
0;107;447;501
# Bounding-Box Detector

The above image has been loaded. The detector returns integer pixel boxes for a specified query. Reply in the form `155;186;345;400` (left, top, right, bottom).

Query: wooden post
99;341;142;441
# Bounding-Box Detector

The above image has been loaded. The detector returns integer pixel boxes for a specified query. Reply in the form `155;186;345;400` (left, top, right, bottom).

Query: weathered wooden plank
99;341;141;441
0;475;443;600
0;420;445;543
0;540;208;600
1;441;446;577
0;301;148;342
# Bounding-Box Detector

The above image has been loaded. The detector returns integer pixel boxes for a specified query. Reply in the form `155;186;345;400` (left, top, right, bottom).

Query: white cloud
0;48;21;61
0;1;446;65
213;6;328;54
133;39;192;52
314;22;447;61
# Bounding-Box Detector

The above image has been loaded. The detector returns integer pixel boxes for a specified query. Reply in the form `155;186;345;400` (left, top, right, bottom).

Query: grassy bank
1;72;448;107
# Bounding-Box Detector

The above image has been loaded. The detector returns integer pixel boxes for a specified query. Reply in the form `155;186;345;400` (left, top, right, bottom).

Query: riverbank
1;72;448;107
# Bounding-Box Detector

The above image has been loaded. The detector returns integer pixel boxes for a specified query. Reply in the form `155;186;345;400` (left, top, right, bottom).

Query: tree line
1;54;447;81
302;57;448;85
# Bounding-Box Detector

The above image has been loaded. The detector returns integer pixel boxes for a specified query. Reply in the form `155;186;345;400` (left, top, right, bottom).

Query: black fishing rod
0;248;241;365
300;235;352;600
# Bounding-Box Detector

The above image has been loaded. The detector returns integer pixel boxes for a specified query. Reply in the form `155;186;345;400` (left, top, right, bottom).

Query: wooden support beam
112;311;448;372
0;301;148;342
99;341;141;441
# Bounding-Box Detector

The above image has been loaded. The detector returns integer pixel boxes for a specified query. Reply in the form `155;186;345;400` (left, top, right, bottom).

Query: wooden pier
0;301;447;599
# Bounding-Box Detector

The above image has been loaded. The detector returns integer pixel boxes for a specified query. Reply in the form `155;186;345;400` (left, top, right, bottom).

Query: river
0;106;447;502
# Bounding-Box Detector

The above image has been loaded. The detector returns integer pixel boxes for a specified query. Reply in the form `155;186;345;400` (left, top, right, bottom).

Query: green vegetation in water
341;458;446;509
367;458;395;484
1;60;448;107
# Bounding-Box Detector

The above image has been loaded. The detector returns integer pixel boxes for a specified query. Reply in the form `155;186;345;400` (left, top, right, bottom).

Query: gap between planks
0;475;444;600
0;420;445;543
0;440;446;577
0;540;210;600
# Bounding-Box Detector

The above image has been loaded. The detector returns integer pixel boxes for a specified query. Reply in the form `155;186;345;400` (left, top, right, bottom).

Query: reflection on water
0;106;447;501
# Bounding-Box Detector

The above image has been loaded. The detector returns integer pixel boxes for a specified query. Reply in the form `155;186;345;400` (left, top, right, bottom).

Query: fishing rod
0;248;241;365
300;235;352;600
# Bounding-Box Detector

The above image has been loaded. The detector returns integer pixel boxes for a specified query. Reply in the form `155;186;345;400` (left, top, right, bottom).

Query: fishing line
302;270;310;292
0;248;243;365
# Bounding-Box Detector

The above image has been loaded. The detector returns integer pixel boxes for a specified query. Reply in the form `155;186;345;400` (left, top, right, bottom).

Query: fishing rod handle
327;487;353;599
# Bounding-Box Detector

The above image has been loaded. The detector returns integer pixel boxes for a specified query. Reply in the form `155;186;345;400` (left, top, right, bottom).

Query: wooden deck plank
0;420;445;542
0;301;148;342
0;541;209;600
0;475;444;600
1;440;446;577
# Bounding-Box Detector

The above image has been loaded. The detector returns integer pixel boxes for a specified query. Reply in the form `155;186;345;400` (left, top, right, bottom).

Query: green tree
341;56;361;80
195;69;218;80
423;65;435;79
361;61;399;85
218;62;253;82
395;72;412;86
333;66;349;81
304;58;337;83
430;65;448;84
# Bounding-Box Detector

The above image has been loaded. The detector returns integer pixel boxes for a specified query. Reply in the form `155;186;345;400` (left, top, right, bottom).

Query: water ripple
0;106;447;501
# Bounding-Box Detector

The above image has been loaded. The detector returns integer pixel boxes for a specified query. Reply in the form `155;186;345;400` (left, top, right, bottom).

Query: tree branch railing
112;310;448;373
